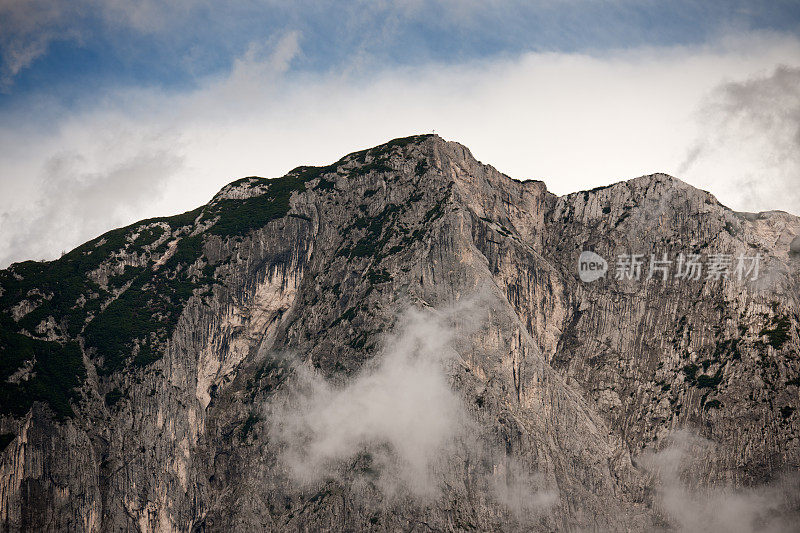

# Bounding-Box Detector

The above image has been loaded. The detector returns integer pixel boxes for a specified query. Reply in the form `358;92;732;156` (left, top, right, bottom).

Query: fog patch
638;430;800;532
489;455;559;517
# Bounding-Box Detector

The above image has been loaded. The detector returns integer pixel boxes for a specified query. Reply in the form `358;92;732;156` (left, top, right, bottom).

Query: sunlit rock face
1;134;798;532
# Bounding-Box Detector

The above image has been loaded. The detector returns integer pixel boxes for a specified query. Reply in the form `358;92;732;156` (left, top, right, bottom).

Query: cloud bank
1;30;799;267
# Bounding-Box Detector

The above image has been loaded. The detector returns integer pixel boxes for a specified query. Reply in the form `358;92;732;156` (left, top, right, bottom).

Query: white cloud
1;30;799;266
679;65;800;214
96;0;205;33
0;0;84;89
268;306;470;498
225;31;302;97
0;125;183;263
0;0;220;88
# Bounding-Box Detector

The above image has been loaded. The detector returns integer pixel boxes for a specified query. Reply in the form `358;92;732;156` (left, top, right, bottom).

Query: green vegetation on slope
0;208;202;416
206;172;313;237
760;315;791;349
0;313;85;418
0;134;435;418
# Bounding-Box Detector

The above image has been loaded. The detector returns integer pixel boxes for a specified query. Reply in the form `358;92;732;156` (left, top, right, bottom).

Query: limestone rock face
1;135;798;532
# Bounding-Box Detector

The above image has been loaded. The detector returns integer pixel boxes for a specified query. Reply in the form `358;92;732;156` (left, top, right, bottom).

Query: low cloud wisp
268;306;471;498
267;300;558;516
638;430;800;533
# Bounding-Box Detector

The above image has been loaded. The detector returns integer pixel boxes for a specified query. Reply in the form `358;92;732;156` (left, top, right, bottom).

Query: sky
0;0;799;267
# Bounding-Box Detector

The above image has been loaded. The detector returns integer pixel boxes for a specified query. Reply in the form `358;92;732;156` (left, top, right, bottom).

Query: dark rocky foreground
1;134;798;531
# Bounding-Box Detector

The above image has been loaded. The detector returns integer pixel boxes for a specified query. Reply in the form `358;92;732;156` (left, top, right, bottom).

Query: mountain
1;134;798;532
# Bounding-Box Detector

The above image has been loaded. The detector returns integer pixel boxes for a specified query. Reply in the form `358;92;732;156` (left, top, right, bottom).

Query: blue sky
1;1;799;267
3;1;799;106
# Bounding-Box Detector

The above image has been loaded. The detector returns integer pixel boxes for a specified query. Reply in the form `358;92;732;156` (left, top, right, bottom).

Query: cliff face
0;135;798;532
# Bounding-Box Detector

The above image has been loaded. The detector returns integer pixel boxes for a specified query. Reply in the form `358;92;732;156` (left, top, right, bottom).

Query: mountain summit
1;134;799;531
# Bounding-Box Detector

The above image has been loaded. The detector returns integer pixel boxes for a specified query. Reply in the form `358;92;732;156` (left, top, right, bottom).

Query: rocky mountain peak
0;135;798;532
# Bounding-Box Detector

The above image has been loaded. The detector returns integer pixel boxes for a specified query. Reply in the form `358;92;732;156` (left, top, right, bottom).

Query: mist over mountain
0;135;798;531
